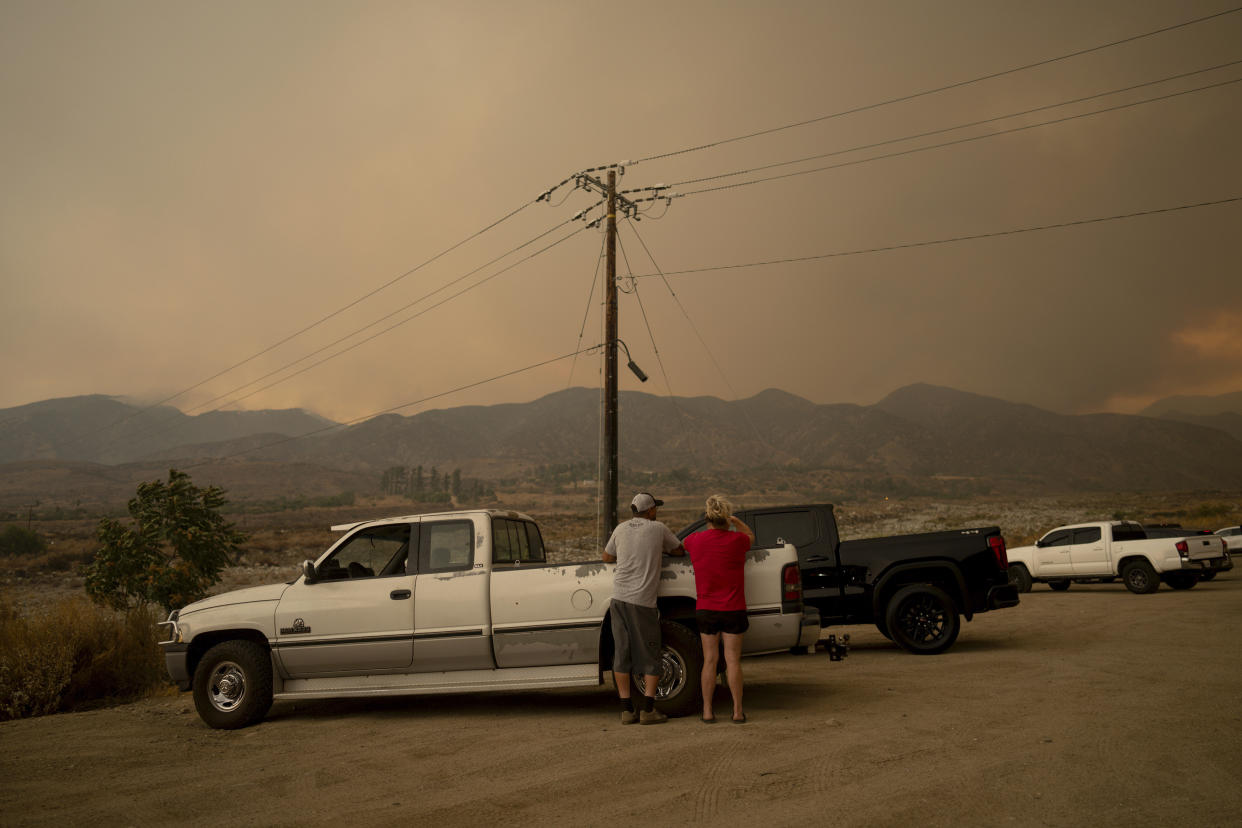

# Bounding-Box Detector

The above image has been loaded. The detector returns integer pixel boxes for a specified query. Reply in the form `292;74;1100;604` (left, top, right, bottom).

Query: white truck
1006;521;1231;594
159;509;828;729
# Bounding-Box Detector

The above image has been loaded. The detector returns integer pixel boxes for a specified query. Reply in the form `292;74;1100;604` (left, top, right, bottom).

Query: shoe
639;708;668;725
701;716;717;724
620;709;639;725
731;714;747;724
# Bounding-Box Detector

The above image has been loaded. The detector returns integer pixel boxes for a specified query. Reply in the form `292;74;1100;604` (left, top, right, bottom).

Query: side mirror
1035;539;1045;548
301;560;318;583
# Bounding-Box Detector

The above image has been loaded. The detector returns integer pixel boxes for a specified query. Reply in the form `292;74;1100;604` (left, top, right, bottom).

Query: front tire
192;640;274;730
1008;565;1033;593
1048;579;1071;592
884;584;960;655
632;620;703;717
1122;560;1160;594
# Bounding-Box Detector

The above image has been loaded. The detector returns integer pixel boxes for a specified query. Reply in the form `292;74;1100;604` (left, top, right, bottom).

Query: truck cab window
752;512;815;549
1041;529;1072;547
420;520;474;573
317;524;410;580
1072;527;1101;544
492;518;546;564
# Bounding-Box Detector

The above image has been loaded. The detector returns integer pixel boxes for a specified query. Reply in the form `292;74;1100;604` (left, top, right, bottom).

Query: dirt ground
2;575;1240;827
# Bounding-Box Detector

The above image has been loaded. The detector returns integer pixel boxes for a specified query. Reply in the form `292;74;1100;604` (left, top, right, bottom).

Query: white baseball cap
631;492;664;512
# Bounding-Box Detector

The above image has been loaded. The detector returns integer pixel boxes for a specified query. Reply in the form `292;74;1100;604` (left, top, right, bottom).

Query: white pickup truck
159;509;825;729
1007;521;1231;594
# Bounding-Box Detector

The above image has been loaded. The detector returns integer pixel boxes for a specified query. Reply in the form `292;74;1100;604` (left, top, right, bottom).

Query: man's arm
662;525;686;556
602;551;617;562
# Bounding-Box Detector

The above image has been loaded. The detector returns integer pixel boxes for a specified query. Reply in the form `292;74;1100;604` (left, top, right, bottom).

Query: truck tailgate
1183;535;1227;561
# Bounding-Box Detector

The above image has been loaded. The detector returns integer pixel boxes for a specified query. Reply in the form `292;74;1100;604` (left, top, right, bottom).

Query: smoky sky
2;0;1240;423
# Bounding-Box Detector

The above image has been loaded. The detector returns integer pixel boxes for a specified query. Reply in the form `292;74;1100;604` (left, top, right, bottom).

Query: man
602;491;685;725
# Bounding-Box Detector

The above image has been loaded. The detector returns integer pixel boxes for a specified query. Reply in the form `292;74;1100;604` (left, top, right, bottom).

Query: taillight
989;535;1008;570
1176;540;1188;557
782;562;802;603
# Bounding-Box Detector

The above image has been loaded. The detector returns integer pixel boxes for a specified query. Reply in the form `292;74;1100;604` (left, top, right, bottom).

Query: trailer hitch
821;633;850;661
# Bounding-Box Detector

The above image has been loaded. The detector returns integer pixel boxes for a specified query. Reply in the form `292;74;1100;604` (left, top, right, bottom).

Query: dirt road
3;577;1240;827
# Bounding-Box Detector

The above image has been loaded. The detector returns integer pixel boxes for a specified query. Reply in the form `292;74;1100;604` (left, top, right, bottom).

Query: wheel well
1116;555;1153;573
874;565;968;620
186;629;270;682
597;598;698;674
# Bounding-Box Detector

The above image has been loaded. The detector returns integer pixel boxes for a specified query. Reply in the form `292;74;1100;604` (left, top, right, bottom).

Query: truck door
410;517;493;672
1069;526;1108;575
744;508;856;617
273;523;416;678
489;517;608;668
1035;528;1073;576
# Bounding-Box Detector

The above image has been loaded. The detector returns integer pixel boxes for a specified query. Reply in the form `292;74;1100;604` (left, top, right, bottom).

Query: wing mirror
301;560;318;584
1035;539;1045;548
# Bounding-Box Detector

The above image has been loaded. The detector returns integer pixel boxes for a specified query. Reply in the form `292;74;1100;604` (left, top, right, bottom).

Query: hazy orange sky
2;0;1240;423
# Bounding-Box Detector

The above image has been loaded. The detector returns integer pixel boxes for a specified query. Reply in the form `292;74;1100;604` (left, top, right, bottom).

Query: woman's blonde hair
705;494;732;528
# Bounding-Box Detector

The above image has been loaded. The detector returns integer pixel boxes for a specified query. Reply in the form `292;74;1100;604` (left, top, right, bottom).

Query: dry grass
0;594;165;721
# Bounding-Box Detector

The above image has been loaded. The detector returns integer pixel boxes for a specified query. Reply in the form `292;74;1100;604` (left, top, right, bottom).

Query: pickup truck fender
595;596;698;675
871;562;972;621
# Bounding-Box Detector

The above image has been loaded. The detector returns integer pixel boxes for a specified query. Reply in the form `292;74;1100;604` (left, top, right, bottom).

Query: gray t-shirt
606;517;682;608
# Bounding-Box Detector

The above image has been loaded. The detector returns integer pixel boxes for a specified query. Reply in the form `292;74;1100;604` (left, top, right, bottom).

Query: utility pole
602;170;619;550
572;166;646;552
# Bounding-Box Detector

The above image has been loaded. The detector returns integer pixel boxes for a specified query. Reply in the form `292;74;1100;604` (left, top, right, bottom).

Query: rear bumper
986;583;1020;610
1181;553;1232;573
797;606;822;649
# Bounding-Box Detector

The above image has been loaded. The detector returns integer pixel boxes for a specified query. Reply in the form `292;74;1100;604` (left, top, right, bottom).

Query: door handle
390;590;411;600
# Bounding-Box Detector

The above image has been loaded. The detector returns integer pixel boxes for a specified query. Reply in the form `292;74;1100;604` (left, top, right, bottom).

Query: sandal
731;714;747;724
701;715;717;724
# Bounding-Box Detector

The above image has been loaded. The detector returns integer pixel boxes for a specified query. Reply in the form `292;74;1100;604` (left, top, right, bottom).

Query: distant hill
3;385;1242;510
0;395;338;464
1139;391;1242;441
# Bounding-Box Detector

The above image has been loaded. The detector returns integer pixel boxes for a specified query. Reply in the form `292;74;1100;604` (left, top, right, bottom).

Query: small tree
0;525;48;557
84;469;247;612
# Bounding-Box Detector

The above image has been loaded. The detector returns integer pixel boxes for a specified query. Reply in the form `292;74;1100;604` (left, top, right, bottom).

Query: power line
184;345;603;469
623;218;775;453
633;4;1242;164
48;193;550;451
566;232;608;389
181;215;580;417
664;57;1242;190
626;196;1242;280
677;75;1242;198
102;222;591;458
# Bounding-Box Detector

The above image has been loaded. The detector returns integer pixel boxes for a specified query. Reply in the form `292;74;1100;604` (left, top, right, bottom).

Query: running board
274;663;601;701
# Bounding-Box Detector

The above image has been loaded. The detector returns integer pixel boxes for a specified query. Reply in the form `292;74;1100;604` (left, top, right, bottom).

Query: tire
1199;571;1217;582
875;619;893;641
1008;565;1033;593
883;584;960;655
192;640;274;730
1122;560;1160;594
632;620;703;717
1048;580;1071;592
1164;571;1199;590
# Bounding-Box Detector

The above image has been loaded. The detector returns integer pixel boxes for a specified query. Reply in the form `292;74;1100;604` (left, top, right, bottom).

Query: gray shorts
610;599;662;676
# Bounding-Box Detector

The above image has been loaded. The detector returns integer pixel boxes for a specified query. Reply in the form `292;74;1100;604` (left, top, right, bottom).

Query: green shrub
0;595;165;721
84;469;246;612
0;525;47;557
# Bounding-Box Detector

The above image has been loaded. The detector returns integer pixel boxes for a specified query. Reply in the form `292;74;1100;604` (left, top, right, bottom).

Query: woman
684;494;754;724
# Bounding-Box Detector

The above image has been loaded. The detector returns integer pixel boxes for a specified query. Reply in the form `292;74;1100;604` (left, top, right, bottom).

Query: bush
0;595;165;721
0;525;47;557
84;469;246;612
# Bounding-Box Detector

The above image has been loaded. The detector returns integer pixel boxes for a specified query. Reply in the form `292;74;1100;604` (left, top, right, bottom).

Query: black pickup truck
678;503;1019;655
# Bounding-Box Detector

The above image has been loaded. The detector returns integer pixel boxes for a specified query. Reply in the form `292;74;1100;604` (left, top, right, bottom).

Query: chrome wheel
633;645;689;701
207;660;247;713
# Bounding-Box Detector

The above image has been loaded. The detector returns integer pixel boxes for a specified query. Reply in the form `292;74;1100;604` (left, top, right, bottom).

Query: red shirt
685;528;751;611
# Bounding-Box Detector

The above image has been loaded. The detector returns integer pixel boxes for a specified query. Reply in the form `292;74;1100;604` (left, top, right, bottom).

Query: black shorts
696;609;749;636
